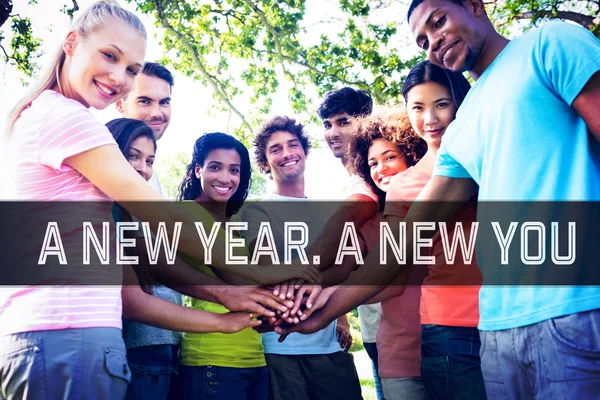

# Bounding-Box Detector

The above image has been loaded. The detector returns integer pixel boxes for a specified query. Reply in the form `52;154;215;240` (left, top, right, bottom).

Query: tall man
244;115;362;400
317;87;387;400
279;1;600;398
113;62;179;399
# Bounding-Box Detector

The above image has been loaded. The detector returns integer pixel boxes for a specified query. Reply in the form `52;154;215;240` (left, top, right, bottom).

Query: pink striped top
1;90;122;336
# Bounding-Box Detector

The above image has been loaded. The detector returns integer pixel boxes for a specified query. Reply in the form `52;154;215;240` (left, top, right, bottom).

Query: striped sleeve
38;99;116;171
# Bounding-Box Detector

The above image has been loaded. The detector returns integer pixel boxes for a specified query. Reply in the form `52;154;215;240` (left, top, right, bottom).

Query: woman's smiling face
368;139;410;193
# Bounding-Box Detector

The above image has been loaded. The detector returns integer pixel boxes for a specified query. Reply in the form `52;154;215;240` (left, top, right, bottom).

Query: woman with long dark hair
177;132;270;400
107;120;262;399
350;60;484;400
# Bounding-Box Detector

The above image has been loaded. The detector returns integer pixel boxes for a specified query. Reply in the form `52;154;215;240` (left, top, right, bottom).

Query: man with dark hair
280;1;600;398
113;61;180;400
244;115;362;400
317;87;373;166
116;62;173;194
317;88;387;400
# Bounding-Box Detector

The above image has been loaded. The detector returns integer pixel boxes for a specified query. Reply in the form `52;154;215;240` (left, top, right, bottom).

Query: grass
348;310;365;352
360;377;377;400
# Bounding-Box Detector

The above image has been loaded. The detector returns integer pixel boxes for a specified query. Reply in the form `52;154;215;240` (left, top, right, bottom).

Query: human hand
274;309;333;342
253;315;278;333
219;311;262;333
335;323;352;351
254;264;321;286
290;284;323;321
217;286;293;317
272;279;303;301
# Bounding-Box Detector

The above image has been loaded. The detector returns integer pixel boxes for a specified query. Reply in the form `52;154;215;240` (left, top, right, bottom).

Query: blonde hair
6;0;146;134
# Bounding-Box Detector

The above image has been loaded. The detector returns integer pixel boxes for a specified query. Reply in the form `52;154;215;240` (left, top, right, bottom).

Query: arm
364;285;405;304
320;229;368;286
335;314;352;351
149;256;292;316
572;71;600;141
122;266;260;333
276;176;477;336
310;194;378;271
65;145;320;285
117;210;291;317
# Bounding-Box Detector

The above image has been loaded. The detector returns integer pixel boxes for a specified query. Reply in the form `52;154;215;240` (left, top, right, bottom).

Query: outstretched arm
276;175;476;336
122;265;261;334
65;146;320;285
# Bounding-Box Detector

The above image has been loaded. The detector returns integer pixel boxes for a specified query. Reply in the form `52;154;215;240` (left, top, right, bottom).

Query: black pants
266;352;363;400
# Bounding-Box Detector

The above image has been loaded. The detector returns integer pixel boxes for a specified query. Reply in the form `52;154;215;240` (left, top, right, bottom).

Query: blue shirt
242;194;343;355
434;22;600;330
123;285;183;349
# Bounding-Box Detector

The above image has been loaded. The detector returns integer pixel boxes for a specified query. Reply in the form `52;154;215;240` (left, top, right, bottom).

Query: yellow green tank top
177;202;266;368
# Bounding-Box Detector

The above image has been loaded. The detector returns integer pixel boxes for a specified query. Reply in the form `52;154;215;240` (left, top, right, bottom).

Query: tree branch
151;0;253;134
281;54;367;87
241;0;290;79
514;9;595;29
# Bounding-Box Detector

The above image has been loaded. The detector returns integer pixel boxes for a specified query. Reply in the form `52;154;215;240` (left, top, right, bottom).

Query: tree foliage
486;0;600;36
2;0;599;133
0;0;80;77
127;0;422;138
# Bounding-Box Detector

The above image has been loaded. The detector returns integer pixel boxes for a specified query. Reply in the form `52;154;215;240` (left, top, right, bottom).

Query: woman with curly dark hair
346;108;428;399
350;109;427;211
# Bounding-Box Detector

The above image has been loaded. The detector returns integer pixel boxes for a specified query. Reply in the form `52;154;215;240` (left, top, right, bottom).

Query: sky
0;0;419;199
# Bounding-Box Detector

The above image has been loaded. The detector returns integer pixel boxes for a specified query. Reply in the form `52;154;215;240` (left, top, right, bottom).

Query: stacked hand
250;282;338;342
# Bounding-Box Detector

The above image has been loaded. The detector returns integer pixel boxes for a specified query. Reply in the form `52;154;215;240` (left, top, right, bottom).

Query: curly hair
348;108;427;208
253;116;311;175
178;132;252;218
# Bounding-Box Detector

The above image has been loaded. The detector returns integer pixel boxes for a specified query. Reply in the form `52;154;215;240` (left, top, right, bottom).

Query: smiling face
264;130;307;184
195;148;242;202
368;139;410;193
410;0;485;73
64;19;146;109
323;112;355;159
406;81;457;149
127;136;156;182
116;74;172;141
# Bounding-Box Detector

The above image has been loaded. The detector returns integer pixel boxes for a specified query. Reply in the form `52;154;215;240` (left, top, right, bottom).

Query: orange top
385;167;481;329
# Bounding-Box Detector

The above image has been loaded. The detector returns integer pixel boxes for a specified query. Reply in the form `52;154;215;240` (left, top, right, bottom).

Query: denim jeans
480;308;600;400
0;328;130;400
179;365;269;400
380;377;427;400
364;342;385;400
420;324;486;399
126;344;176;400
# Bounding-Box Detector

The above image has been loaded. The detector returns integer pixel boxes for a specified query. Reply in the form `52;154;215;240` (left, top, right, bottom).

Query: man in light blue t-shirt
244;115;362;400
279;0;600;398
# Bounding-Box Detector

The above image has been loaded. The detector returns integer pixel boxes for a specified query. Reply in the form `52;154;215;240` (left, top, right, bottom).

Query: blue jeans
364;342;385;400
0;328;130;400
480;308;600;399
179;365;269;400
126;344;176;400
420;325;486;400
380;377;426;400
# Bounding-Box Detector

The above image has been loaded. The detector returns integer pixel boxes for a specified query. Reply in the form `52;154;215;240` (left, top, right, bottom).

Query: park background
1;0;599;397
